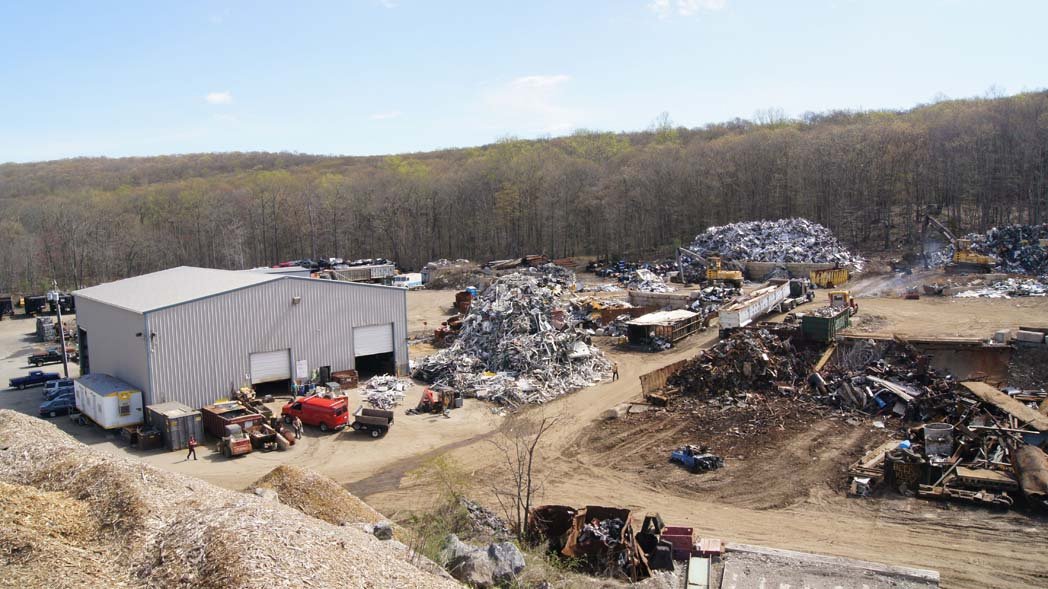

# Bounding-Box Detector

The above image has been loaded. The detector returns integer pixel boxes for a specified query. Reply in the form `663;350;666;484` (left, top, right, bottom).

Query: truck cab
281;395;350;432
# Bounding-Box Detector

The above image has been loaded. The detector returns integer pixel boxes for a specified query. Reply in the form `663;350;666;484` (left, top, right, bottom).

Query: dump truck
717;279;791;333
352;407;394;437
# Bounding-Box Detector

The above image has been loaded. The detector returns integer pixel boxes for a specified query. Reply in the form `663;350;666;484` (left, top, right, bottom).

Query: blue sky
1;0;1045;163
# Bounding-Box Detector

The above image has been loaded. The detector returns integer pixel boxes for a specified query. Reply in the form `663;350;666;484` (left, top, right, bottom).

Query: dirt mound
252;465;384;526
0;410;458;589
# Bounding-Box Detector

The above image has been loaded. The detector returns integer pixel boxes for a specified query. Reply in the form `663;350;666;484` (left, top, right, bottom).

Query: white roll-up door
353;324;394;356
250;350;291;383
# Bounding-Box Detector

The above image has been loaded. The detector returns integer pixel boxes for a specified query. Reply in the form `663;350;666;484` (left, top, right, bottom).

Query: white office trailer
73;267;408;409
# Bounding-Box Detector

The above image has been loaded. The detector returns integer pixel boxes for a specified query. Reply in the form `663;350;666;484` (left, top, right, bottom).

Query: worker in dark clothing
292;416;304;440
612;362;620;381
187;435;198;461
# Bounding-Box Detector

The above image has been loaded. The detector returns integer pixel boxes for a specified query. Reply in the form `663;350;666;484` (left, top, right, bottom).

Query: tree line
1;91;1047;293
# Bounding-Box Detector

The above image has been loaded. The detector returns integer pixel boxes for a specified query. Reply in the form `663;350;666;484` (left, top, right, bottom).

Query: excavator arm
676;247;708;286
921;214;958;269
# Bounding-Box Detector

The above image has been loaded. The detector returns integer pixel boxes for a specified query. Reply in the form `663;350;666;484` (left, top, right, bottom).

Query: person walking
612;362;620;381
187;435;198;461
293;416;303;440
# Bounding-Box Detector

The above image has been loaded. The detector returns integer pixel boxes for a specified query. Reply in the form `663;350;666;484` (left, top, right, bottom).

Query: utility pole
48;280;70;379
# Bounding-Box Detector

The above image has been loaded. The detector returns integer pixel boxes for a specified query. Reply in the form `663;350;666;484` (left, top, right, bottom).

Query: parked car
39;394;76;418
9;370;60;390
44;385;74;401
281;395;350;432
43;378;75;397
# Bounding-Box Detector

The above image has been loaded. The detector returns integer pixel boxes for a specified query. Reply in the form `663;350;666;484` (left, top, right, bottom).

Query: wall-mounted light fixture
292;296;302;305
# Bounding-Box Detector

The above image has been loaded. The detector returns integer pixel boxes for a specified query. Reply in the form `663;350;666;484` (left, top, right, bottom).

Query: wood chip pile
251;465;385;527
0;410;460;589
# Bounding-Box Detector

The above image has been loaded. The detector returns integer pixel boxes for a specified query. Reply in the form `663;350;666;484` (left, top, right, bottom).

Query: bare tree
487;413;561;542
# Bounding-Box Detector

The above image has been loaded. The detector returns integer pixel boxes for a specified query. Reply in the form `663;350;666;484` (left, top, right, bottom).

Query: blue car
39;394;76;418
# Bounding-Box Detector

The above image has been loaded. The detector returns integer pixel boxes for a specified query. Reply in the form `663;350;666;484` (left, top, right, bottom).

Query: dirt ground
2;277;1048;588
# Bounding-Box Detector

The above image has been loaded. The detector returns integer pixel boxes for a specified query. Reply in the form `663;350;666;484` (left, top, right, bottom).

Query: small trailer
73;373;144;429
352;407;394;438
0;295;13;319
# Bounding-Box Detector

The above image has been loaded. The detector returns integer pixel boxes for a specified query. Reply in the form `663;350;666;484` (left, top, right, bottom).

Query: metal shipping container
801;308;851;342
200;402;265;439
147;401;205;451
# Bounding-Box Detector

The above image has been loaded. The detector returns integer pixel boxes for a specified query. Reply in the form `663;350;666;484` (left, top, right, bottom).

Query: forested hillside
1;91;1047;293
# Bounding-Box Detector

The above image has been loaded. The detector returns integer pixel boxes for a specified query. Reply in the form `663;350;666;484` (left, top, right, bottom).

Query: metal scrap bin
801;308;851;342
146;401;205;451
810;267;850;288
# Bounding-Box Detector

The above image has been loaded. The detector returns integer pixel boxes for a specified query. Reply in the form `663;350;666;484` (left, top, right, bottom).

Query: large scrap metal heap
963;223;1048;275
649;325;1048;511
686;218;865;268
667;327;820;398
413;273;612;407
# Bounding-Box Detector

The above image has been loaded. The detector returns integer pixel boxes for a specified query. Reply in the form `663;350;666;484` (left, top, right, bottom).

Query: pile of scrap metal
686;284;740;316
362;375;409;410
814;338;962;420
527;505;651;580
588;259;675;281
412;273;612;407
847;380;1048;511
955;277;1048;298
666;326;819;399
958;223;1048;275
485;254;550;271
524;262;577;285
625;268;674;293
687;218;865;269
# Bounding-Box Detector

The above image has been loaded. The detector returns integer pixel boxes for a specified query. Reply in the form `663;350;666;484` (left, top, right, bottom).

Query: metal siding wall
72;297;151;400
146;279;407;408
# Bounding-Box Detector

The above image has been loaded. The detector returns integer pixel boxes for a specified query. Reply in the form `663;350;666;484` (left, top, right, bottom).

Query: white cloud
379;0;397;7
370;110;402;120
205;91;233;105
482;74;578;134
509;74;571;89
649;0;726;18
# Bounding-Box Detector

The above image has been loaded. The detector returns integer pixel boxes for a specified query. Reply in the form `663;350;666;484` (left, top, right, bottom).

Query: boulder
373;520;394;541
442;534;495;588
487;541;526;584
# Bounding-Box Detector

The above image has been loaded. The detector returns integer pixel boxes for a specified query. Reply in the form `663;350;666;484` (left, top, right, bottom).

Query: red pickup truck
281;395;349;432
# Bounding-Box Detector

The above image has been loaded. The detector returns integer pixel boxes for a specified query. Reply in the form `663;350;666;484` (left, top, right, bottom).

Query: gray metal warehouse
73;266;408;409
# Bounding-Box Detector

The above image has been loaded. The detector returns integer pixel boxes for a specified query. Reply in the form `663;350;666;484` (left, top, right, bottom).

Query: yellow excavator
676;247;743;287
921;213;996;274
